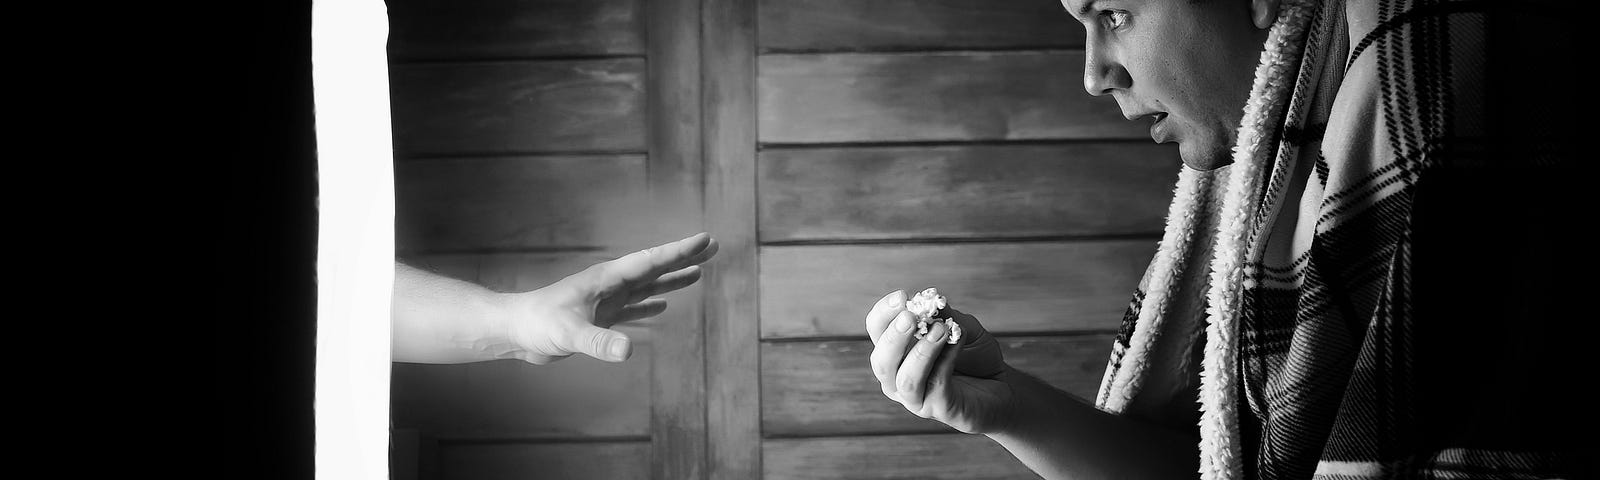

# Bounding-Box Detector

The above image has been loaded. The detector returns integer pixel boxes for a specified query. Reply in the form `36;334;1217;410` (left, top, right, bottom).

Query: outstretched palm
508;233;719;364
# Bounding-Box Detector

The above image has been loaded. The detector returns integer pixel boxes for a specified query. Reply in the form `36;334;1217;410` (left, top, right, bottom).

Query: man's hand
865;290;1015;434
499;232;719;364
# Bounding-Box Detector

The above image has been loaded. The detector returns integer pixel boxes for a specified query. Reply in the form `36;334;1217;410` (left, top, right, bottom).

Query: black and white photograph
225;0;1591;478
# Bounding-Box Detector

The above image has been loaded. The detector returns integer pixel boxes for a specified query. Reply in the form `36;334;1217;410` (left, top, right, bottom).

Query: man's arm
391;262;523;364
391;232;718;365
866;293;1200;479
987;367;1199;479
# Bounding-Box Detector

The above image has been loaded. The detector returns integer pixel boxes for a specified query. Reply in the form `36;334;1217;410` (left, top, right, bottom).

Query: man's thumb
572;325;633;362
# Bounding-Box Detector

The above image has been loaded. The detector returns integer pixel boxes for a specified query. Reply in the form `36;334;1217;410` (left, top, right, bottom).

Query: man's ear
1251;0;1282;29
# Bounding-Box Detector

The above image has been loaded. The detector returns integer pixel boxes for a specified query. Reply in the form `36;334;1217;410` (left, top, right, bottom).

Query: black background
211;0;316;478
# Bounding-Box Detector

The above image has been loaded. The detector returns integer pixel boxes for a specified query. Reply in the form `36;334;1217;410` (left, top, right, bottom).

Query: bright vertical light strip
311;0;394;478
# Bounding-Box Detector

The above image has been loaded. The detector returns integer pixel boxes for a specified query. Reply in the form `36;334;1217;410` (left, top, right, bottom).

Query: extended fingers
624;265;703;305
600;233;719;292
611;298;669;325
866;290;907;343
894;321;949;412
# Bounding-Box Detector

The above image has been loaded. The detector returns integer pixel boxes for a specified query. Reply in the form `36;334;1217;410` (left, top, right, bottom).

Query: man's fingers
599;233;718;294
943;307;1006;378
894;322;948;413
921;341;962;424
865;290;907;343
942;307;990;340
611;298;669;325
871;310;919;399
567;324;634;363
625;265;702;305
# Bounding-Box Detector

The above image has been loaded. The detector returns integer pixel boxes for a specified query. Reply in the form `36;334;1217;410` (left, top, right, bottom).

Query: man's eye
1100;10;1130;30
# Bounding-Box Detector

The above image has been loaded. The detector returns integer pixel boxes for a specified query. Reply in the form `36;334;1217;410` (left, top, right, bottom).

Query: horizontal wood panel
387;0;643;61
390;60;646;156
758;143;1179;242
759;241;1150;339
438;441;649;480
758;52;1141;143
764;433;1042;479
761;335;1115;436
392;354;651;439
758;0;1080;52
402;251;664;336
395;155;648;252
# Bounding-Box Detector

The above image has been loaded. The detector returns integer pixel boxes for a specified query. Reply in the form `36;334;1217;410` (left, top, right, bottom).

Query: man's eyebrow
1068;0;1101;19
1077;0;1100;17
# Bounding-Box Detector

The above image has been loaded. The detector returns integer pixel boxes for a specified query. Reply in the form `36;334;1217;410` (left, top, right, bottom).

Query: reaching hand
864;290;1014;434
501;232;719;364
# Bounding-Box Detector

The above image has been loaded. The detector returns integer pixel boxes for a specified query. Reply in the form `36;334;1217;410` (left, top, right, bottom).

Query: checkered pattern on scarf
1095;0;1585;478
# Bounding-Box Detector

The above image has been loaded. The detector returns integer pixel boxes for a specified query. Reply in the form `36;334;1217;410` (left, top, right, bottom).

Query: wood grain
438;441;649;480
764;433;1043;479
703;0;762;477
758;52;1141;143
759;0;1080;52
394;155;648;252
389;60;645;156
646;0;708;477
391;355;651;439
759;241;1150;339
387;0;643;61
761;335;1115;436
758;143;1180;242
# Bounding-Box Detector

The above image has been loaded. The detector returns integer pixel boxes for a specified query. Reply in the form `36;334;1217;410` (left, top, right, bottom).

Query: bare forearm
987;367;1199;479
391;262;521;363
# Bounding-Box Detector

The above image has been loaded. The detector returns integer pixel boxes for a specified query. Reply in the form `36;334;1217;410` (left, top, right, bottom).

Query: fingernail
886;290;905;308
926;322;947;343
608;338;631;360
892;312;913;332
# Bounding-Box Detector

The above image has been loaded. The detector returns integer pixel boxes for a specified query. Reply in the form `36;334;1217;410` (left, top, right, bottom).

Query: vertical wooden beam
647;0;707;478
703;0;760;478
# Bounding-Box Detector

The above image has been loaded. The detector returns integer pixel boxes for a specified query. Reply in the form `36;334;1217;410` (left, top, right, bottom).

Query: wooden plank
389;59;646;156
703;0;762;478
761;335;1115;437
646;0;708;478
390;352;652;439
394;154;647;252
759;241;1150;339
386;0;642;61
758;52;1141;143
758;143;1179;242
438;441;649;480
758;0;1080;52
764;434;1043;480
396;251;663;338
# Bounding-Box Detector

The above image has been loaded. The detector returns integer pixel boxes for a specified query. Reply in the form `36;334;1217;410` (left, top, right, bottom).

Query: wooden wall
746;1;1177;478
387;0;1181;478
388;1;663;479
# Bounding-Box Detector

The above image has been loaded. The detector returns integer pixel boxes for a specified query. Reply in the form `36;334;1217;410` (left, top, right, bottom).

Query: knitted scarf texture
1093;0;1584;478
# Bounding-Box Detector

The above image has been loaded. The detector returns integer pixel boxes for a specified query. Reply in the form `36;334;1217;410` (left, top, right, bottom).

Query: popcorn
906;287;961;345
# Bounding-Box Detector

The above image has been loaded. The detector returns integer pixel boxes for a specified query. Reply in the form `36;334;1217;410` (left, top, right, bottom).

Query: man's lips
1135;113;1170;143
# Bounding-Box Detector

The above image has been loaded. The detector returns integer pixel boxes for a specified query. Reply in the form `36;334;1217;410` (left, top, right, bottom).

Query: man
393;232;718;364
863;0;1584;478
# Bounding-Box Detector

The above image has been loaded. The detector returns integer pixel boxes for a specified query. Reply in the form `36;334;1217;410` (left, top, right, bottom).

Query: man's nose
1082;40;1128;96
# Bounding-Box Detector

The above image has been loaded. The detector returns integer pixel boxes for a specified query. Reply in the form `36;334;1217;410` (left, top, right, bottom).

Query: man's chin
1178;143;1234;171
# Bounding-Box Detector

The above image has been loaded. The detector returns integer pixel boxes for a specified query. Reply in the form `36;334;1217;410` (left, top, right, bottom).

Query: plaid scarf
1093;0;1585;478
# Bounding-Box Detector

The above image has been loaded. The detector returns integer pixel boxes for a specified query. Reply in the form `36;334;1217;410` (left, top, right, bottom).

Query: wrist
987;365;1026;436
468;290;532;360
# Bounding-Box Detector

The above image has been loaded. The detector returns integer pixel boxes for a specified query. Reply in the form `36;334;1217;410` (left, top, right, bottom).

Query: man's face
1063;0;1266;170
